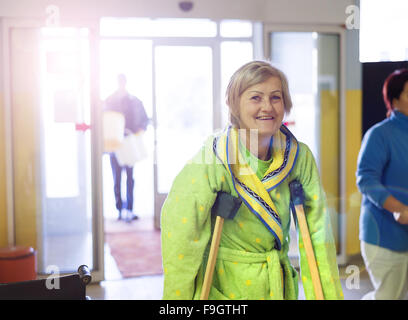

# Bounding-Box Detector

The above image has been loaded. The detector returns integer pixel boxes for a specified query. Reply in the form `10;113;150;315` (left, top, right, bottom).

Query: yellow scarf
213;125;299;250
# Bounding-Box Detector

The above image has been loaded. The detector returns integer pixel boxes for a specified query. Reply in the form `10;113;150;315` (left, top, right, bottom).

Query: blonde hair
225;61;292;127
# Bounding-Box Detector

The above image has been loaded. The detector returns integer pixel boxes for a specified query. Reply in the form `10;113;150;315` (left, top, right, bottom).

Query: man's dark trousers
109;153;134;216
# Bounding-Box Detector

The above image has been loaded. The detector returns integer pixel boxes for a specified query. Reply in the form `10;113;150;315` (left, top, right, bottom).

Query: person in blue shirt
105;74;148;222
356;69;408;300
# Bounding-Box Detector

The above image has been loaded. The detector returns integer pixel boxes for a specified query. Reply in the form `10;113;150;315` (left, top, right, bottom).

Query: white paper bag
103;111;125;152
115;132;147;166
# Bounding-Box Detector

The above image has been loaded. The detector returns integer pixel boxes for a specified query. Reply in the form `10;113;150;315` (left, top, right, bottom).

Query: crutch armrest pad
289;180;305;206
211;192;242;219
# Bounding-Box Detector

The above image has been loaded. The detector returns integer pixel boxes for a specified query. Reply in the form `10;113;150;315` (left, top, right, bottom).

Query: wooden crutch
200;192;242;300
289;180;325;300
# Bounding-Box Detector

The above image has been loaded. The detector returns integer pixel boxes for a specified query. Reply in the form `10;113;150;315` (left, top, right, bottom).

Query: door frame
99;20;259;232
1;18;105;282
263;23;347;265
151;38;221;229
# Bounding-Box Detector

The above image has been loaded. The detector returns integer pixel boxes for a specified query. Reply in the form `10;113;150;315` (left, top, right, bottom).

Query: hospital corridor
1;0;408;304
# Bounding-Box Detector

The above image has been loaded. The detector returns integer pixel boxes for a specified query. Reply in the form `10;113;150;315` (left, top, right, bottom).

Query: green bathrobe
161;130;343;300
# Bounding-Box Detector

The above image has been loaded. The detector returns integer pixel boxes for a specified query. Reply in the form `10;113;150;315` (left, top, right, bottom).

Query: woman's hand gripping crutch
200;192;242;300
289;180;325;300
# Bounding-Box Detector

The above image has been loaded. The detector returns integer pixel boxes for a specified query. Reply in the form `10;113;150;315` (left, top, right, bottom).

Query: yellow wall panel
320;89;363;256
10;28;41;249
345;89;362;255
320;90;339;250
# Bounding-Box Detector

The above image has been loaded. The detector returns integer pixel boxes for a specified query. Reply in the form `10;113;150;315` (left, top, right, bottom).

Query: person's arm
295;143;343;300
356;127;392;209
161;145;219;299
356;127;408;224
383;196;408;224
132;98;148;133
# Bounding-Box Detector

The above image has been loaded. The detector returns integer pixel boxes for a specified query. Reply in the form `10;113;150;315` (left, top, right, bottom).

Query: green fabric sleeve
161;137;231;299
294;143;344;300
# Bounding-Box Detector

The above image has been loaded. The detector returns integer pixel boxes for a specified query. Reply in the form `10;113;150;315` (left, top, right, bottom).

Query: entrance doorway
100;39;154;224
99;18;256;279
100;39;156;279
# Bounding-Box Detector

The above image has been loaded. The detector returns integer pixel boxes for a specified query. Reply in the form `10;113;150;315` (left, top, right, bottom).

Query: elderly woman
161;61;343;300
357;69;408;300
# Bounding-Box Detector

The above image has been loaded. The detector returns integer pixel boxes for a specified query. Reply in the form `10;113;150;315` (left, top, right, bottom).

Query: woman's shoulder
197;128;229;154
365;117;393;136
287;140;320;185
361;118;393;147
170;131;230;193
291;141;317;173
296;141;315;159
186;130;225;166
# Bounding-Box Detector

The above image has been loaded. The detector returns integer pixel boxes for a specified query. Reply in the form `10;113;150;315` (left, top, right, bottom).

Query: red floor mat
105;230;163;278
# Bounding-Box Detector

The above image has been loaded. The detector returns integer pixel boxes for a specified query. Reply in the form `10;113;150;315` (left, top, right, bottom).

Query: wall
10;28;41;248
0;18;7;247
264;0;354;24
345;25;362;255
318;34;340;251
0;0;354;23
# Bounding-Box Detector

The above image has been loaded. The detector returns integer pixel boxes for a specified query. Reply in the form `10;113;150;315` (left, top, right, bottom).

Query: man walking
105;74;148;221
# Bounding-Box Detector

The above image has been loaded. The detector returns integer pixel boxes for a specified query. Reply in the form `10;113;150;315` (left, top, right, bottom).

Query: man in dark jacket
105;74;148;221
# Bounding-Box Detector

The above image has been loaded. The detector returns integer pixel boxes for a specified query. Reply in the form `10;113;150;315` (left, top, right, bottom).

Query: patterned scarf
213;125;299;250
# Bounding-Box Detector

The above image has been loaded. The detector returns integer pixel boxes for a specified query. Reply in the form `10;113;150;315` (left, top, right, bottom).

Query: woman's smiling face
238;76;285;139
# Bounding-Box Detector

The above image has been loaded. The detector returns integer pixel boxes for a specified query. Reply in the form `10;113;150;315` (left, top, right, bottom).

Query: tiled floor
87;253;374;300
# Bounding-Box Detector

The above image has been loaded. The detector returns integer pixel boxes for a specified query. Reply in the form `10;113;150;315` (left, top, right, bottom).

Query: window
220;20;253;38
99;18;259;198
100;18;217;37
220;41;253;124
360;0;408;62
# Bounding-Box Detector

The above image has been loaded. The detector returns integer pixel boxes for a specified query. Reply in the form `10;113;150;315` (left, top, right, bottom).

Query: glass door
37;26;103;279
153;45;214;227
268;30;341;264
97;18;256;231
99;39;154;222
